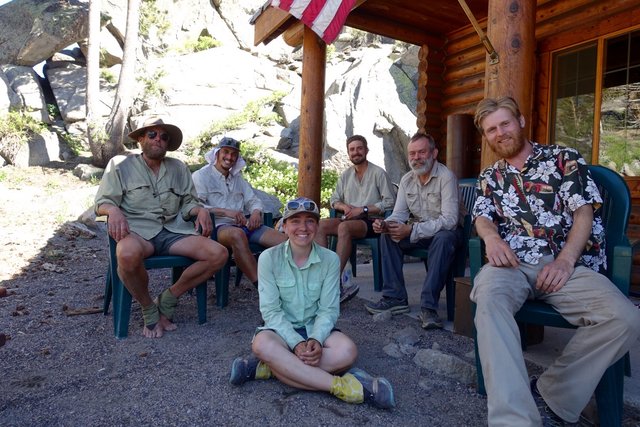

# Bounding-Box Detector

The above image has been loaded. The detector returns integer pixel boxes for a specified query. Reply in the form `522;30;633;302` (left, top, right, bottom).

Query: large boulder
0;0;88;66
1;65;49;123
322;44;417;182
135;47;298;144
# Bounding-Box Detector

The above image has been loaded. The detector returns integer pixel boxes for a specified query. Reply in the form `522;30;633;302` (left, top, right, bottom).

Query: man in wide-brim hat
95;116;228;338
128;117;183;151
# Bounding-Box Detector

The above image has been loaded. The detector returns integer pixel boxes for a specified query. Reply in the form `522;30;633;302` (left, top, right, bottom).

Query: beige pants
470;255;640;426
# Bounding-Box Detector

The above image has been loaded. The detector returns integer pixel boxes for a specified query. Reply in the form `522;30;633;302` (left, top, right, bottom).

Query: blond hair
474;97;522;134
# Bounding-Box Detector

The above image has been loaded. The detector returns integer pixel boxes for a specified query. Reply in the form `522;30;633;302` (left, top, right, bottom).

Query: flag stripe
313;0;355;43
270;0;354;44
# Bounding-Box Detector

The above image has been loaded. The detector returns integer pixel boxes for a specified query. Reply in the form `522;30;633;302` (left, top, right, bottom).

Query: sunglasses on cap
146;130;170;141
286;200;317;212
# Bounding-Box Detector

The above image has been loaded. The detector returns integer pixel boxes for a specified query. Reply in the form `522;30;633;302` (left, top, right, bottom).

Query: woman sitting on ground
229;197;395;409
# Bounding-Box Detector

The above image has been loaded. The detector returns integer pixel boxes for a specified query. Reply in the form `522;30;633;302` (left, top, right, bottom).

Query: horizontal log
441;88;484;110
346;12;445;47
445;58;486;81
443;76;485;97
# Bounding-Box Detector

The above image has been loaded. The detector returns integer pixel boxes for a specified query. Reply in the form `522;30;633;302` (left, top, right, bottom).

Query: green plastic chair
469;165;632;426
328;209;392;292
211;212;273;307
103;235;208;339
404;178;477;321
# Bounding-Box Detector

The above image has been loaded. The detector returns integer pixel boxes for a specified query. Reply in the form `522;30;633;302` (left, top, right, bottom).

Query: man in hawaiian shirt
470;96;640;426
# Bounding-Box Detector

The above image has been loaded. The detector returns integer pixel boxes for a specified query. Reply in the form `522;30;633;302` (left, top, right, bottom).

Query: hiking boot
365;297;409;315
531;376;580;426
348;367;395;409
420;308;443;330
229;356;260;385
340;282;360;304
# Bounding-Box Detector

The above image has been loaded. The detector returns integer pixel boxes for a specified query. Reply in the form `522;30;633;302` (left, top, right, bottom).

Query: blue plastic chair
328;209;391;292
211;212;273;307
103;235;208;339
469;165;632;426
404;178;477;321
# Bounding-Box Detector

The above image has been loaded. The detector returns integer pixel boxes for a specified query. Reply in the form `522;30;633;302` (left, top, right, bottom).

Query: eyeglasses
286;200;317;212
146;130;170;141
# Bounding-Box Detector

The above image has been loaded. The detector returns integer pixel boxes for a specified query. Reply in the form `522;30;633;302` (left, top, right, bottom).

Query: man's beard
142;144;167;160
350;155;365;165
489;128;526;159
411;157;435;176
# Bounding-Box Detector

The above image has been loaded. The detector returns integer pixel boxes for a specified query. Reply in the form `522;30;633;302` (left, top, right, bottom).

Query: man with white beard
364;133;461;330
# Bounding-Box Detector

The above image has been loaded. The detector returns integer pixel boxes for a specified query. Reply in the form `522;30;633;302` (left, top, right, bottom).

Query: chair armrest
610;238;632;296
469;237;484;284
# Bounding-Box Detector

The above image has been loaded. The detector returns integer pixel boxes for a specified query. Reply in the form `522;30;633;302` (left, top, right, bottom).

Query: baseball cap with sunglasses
283;197;320;221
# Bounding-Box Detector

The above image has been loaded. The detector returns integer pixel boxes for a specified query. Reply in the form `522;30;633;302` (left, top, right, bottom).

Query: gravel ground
0;226;490;426
2;162;639;426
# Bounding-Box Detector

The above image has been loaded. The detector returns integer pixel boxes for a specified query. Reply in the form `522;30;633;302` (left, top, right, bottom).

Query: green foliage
139;0;170;39
240;141;338;216
0;111;45;144
138;69;166;100
180;35;221;53
100;69;117;84
599;133;640;172
62;132;86;156
0;169;7;182
46;103;60;120
188;91;287;155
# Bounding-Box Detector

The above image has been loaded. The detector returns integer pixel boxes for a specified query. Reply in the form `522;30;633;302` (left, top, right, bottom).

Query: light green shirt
94;154;201;240
329;161;396;215
257;241;340;350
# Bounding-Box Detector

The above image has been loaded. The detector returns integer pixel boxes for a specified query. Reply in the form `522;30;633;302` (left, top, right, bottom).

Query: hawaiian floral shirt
473;142;606;272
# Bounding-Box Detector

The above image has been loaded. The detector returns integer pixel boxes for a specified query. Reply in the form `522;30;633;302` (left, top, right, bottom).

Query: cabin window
550;29;640;176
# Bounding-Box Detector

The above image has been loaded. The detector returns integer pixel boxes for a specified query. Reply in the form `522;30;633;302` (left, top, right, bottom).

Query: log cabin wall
435;0;640;290
417;38;448;163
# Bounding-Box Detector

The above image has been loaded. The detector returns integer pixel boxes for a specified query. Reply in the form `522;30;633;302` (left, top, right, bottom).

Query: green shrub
100;69;117;84
241;141;338;217
181;35;221;53
0;111;45;142
188;91;287;155
140;0;170;39
138;69;166;100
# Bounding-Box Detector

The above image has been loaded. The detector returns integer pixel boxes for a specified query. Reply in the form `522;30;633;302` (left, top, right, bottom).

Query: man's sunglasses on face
146;130;170;142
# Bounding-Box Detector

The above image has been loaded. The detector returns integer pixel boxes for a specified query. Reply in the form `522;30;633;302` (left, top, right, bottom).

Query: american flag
271;0;357;44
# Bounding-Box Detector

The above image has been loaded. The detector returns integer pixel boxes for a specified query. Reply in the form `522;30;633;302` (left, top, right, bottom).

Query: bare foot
159;315;177;332
142;323;164;338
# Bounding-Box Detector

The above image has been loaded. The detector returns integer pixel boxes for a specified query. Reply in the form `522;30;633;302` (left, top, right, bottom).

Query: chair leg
594;357;624;427
216;261;231;308
234;267;243;287
445;274;455;321
103;268;112;315
473;304;487;395
196;281;207;324
371;242;382;292
350;245;358;277
112;276;132;339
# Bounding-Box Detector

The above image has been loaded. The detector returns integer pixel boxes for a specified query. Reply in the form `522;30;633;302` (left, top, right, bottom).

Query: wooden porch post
481;0;536;168
297;25;326;204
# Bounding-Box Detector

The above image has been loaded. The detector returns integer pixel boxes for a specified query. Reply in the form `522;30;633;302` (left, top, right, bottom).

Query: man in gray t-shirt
315;135;396;303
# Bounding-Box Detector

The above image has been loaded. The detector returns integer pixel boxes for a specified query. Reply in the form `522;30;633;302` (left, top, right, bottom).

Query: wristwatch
363;206;369;215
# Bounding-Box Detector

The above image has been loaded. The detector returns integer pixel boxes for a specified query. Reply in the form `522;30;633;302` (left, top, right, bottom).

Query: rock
1;65;49;123
383;342;404;358
0;286;7;297
73;163;103;181
7;130;60;167
372;310;392;322
393;326;421;346
0;0;88;66
413;348;476;385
